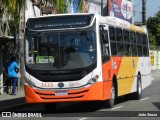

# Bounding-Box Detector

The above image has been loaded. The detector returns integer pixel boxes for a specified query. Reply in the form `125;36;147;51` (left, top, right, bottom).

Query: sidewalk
0;87;25;111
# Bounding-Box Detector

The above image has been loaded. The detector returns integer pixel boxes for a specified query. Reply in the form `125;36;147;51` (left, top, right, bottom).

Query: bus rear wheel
134;75;142;100
44;103;57;112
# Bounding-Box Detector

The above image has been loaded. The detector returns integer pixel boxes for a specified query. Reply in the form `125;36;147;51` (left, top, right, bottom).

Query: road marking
152;75;160;77
140;97;149;101
111;106;123;110
79;118;87;120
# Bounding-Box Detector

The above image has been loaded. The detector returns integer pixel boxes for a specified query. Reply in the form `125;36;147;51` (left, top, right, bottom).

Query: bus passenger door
99;25;112;99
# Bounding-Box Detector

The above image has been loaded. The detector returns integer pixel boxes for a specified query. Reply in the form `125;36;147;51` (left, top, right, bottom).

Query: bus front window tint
25;31;96;70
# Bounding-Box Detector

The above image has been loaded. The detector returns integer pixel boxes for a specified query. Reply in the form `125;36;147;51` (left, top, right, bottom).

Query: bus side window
116;28;124;56
117;43;125;56
137;45;143;56
130;31;137;56
124;43;131;56
123;29;130;43
130;31;136;44
142;34;149;56
123;29;131;56
136;33;142;44
111;42;117;56
109;26;116;41
116;28;123;42
136;33;143;57
109;26;117;56
142;34;147;45
100;25;110;63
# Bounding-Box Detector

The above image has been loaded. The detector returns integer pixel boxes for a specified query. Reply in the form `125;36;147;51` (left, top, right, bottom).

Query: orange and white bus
24;13;151;110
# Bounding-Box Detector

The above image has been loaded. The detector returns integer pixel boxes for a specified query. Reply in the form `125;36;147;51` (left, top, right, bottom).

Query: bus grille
33;88;89;100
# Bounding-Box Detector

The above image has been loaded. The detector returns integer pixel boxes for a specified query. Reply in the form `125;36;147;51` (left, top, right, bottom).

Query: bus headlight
87;74;100;84
24;77;36;87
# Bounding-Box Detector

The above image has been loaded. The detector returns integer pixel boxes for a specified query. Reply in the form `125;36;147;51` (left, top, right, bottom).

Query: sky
134;0;160;22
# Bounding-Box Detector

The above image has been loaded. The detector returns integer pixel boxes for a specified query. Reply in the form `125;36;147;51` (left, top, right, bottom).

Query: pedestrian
5;55;19;95
3;68;11;94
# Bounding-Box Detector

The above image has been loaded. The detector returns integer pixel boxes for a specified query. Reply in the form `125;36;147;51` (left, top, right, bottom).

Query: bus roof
104;16;146;33
28;13;95;19
26;13;146;33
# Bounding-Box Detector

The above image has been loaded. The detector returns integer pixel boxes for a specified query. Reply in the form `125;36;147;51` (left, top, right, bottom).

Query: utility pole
101;0;103;16
142;0;146;25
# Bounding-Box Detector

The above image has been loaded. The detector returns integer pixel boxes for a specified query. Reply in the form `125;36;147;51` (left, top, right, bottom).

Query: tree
50;0;67;14
34;0;67;14
147;11;160;48
1;0;25;34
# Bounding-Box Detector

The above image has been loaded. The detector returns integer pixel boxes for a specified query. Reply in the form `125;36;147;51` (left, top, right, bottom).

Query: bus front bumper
24;81;112;103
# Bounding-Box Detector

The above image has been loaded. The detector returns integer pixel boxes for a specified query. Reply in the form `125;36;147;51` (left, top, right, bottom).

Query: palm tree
1;0;25;34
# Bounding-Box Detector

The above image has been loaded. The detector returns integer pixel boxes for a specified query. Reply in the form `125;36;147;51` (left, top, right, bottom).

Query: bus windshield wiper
38;31;55;53
61;30;79;69
63;30;79;49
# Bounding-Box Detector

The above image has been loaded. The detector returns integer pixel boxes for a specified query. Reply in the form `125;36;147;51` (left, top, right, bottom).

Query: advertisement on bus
108;0;133;23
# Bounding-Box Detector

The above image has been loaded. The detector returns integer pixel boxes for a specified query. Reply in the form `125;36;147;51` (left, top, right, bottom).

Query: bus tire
134;75;142;100
44;103;57;112
107;82;116;108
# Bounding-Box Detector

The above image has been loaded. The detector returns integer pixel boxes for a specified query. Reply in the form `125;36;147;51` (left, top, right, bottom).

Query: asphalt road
1;70;160;120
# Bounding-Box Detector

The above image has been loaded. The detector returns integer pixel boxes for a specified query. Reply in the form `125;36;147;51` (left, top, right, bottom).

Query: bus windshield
25;30;96;70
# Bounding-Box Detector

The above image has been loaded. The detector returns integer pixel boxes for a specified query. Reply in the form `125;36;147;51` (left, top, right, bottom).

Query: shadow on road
0;94;139;113
45;94;135;114
153;102;160;110
0;97;25;112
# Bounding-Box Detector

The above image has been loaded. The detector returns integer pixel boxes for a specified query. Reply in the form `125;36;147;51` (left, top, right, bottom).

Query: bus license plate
55;91;68;96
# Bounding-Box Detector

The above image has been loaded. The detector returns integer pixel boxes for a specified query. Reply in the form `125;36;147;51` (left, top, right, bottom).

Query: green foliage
1;0;25;33
147;11;160;48
78;0;83;12
50;0;67;14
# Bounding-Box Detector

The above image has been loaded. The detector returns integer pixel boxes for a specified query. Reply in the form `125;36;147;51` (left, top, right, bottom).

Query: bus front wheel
107;83;116;108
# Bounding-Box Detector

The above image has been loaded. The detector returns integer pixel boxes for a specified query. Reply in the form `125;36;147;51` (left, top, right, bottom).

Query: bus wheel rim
112;85;115;100
138;81;142;96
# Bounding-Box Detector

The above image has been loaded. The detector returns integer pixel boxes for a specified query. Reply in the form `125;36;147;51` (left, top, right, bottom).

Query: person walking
5;55;19;95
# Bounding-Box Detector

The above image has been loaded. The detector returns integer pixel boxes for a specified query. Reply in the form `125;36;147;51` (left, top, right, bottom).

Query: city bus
24;13;151;110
